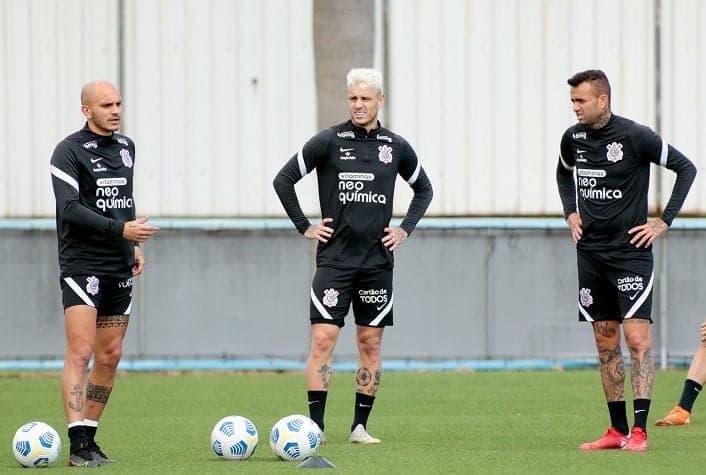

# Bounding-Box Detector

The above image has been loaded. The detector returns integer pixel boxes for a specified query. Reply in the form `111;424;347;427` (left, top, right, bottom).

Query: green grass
1;370;704;474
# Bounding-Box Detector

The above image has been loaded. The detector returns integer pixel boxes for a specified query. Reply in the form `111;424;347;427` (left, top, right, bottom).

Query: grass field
1;369;704;474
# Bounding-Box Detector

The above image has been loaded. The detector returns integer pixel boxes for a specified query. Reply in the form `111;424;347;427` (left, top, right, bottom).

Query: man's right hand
304;218;334;243
566;212;582;244
123;217;159;242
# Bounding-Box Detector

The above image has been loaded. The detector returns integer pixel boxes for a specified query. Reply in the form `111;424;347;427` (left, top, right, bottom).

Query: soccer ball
12;421;62;467
269;414;322;461
210;415;258;460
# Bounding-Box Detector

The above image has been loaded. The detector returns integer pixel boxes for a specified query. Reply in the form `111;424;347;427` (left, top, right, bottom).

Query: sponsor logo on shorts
323;288;339;308
617;276;643;298
119;277;133;289
86;276;100;296
359;288;388;309
579;288;593;307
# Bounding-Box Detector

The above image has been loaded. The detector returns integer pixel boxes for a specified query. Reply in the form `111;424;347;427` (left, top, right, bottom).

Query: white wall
387;0;664;216
121;0;317;217
0;0;703;218
0;0;120;217
0;0;317;218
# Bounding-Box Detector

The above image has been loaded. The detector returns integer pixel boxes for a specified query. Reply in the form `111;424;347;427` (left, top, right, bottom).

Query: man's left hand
133;246;145;276
628;218;668;248
382;226;408;251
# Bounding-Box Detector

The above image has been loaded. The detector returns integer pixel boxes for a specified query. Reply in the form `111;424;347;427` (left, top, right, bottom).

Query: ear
598;94;609;110
81;104;91;119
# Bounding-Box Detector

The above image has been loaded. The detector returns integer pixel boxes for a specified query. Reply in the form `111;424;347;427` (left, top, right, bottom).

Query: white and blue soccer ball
269;414;322;461
210;415;258;460
12;421;62;467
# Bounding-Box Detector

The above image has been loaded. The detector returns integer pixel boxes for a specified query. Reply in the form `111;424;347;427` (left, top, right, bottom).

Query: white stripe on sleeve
407;163;421;185
51;165;79;191
659;137;668;167
297;148;308;178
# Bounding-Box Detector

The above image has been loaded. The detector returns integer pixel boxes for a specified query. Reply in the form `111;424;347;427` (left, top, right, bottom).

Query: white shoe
349;424;381;444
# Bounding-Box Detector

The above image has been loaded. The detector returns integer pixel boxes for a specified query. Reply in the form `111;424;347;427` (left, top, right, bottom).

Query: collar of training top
346;119;383;138
81;123;123;144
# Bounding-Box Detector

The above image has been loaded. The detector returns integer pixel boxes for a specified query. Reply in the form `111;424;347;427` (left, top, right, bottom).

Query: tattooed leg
87;381;113;405
593;321;625;401
96;314;129;329
306;324;340;391
85;315;129;422
62;305;98;423
355;366;382;396
317;364;333;389
356;326;384;396
69;384;85;413
624;319;654;399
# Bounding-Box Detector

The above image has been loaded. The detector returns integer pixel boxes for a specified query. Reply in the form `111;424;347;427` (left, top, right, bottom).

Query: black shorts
576;250;653;323
61;274;133;316
310;266;393;328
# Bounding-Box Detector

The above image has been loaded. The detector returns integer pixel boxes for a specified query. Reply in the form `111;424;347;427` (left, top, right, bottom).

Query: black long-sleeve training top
556;114;696;251
50;125;138;278
274;120;433;269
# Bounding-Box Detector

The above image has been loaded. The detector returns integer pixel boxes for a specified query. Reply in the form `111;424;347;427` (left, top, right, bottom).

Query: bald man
50;80;158;466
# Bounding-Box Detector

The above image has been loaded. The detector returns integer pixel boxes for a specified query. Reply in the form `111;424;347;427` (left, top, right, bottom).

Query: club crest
322;288;339;308
606;142;623;163
120;149;133;168
86;276;100;296
579;288;593;307
378;145;393;164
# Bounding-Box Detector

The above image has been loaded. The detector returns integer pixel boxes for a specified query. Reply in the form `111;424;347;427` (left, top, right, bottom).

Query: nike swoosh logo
308;400;318;405
576;149;586;154
358;404;371;408
340;147;354;153
635;409;647;413
90;157;103;163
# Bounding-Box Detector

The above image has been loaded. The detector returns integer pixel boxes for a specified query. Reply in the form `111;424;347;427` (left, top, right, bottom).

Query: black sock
678;379;703;412
68;426;88;453
84;425;97;445
351;393;375;432
307;390;328;432
633;399;651;431
607;401;629;435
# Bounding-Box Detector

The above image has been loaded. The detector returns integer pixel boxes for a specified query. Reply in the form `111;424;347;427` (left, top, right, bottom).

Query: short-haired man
556;69;696;451
274;68;433;444
50;80;158;466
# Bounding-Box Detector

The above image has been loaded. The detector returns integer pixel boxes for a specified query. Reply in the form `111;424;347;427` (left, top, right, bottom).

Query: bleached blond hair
346;68;383;94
